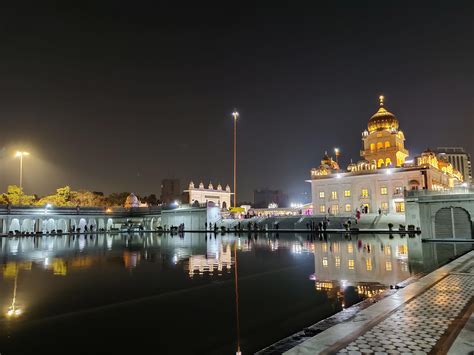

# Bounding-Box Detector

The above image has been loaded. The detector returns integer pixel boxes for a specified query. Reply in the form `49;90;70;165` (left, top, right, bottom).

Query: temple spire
379;95;384;107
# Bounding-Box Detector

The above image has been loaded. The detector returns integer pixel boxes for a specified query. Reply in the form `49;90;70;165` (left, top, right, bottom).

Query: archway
21;219;35;233
9;219;20;233
57;219;68;233
106;218;114;231
46;218;56;232
78;218;87;232
435;207;472;239
87;219;98;232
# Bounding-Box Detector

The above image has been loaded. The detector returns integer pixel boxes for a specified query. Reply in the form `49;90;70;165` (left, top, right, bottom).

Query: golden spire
379;95;384;107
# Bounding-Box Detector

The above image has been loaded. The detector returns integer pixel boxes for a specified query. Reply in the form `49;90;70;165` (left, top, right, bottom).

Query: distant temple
309;96;464;215
182;181;232;209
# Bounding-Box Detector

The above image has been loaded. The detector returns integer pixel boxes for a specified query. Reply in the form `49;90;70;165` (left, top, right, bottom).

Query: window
385;158;392;166
385;261;392;271
319;205;326;213
344;190;351;197
384;141;391;148
319;191;325;198
361;188;369;198
380;187;388;195
395;201;405;212
370;143;375;151
381;202;388;211
348;259;355;270
335;256;340;268
322;257;328;267
394;186;403;195
331;191;338;199
345;204;351;212
377;142;383;149
366;258;372;271
384;245;391;256
378;159;385;167
347;244;353;253
331;205;339;214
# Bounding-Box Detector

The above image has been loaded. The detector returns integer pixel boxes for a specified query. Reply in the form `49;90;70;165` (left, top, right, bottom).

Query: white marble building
310;96;463;217
183;181;232;209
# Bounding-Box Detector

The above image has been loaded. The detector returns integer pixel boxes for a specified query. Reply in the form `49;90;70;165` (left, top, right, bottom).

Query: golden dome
367;95;399;133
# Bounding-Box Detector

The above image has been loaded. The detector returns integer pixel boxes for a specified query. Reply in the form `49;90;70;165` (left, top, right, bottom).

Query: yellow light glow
15;151;30;157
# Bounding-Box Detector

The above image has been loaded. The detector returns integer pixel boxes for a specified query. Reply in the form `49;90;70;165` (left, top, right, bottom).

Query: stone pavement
285;250;474;355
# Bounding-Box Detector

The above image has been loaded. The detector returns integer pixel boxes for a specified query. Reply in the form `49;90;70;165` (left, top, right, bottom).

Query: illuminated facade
310;96;463;215
183;181;232;209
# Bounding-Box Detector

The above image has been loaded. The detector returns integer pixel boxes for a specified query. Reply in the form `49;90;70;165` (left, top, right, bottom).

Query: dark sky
0;2;473;203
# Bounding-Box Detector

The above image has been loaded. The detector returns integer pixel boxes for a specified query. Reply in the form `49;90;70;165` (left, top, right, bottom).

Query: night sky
0;2;473;203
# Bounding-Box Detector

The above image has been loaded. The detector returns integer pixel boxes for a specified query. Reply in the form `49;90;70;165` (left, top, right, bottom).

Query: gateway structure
309;96;463;216
183;181;232;209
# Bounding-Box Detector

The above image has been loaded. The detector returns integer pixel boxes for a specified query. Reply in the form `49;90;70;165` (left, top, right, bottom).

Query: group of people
68;224;99;233
204;222;219;231
306;219;329;231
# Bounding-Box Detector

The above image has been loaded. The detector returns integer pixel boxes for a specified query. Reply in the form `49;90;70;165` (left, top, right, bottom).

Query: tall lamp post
15;151;30;204
334;148;340;166
232;110;239;208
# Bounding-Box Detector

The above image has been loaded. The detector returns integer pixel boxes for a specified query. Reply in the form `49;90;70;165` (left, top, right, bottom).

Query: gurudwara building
310;96;463;216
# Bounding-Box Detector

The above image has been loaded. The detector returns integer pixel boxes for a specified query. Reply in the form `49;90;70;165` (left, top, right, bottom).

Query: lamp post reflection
6;266;22;318
234;240;241;355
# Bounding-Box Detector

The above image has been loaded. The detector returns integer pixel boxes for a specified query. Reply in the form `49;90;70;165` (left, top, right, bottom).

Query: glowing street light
232;110;239;208
334;148;340;165
15;151;30;204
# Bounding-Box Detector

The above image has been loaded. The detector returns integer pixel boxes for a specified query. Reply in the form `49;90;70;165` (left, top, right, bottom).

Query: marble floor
336;273;473;354
285;250;474;355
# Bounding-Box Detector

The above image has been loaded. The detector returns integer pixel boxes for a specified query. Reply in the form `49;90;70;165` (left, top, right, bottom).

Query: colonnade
0;215;161;234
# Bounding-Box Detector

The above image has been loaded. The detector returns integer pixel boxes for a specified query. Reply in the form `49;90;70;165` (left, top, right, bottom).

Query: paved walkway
285;250;474;355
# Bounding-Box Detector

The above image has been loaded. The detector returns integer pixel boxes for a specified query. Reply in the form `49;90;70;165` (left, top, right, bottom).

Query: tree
106;192;130;207
36;186;75;206
71;190;106;206
142;194;158;206
2;185;35;205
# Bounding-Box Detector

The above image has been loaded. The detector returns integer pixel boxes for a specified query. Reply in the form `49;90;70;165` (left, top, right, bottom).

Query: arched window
384;141;390;148
377;142;383;149
385;158;392;166
378;159;385;168
370;143;375;151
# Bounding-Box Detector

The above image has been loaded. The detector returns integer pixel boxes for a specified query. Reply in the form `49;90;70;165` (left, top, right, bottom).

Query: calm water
0;233;471;354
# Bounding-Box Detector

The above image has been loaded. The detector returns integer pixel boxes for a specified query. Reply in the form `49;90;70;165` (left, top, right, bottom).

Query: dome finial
379;95;384;106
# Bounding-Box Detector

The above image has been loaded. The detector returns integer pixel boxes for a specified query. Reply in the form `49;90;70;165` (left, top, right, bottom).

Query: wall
161;207;211;230
406;192;474;239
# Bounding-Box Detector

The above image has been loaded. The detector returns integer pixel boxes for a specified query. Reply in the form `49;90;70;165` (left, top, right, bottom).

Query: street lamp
15;151;30;204
232;110;239;208
334;148;340;166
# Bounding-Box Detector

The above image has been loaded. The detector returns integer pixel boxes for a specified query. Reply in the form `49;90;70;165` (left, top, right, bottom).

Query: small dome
198;182;204;189
225;184;231;192
368;96;399;133
124;193;140;208
217;184;222;190
189;181;195;189
208;182;214;189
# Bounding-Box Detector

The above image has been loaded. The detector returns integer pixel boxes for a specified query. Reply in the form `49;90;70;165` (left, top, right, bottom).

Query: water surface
0;232;471;354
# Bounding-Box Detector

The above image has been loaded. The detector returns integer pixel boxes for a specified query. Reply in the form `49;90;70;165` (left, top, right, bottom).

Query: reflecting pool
0;233;471;354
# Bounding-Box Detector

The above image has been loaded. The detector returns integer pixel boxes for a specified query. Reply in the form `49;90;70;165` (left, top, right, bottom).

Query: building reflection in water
0;233;471;313
312;235;412;307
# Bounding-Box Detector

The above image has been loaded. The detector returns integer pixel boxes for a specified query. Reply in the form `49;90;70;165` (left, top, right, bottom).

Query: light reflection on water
0;233;471;354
